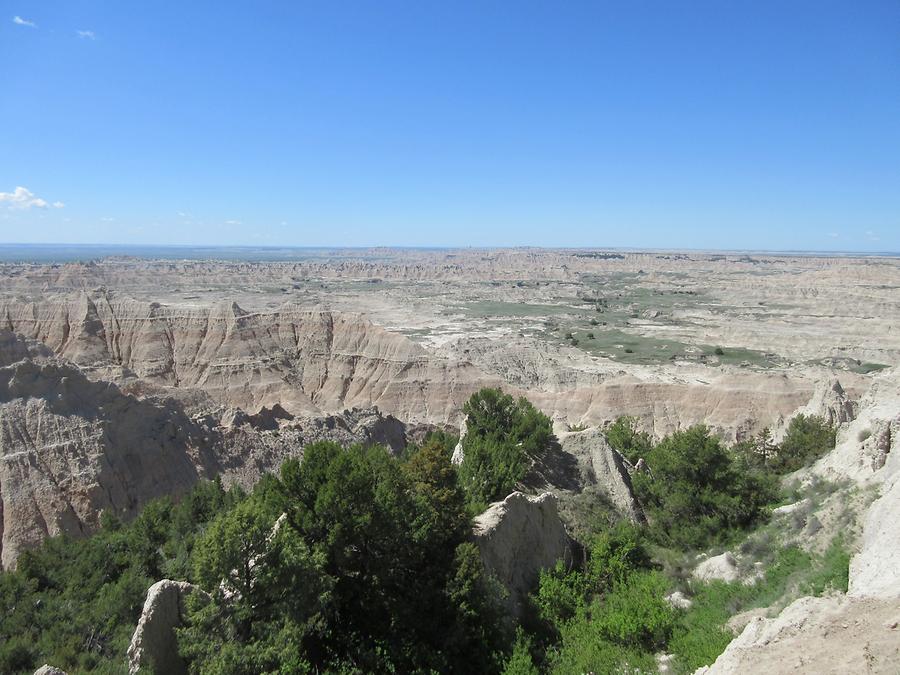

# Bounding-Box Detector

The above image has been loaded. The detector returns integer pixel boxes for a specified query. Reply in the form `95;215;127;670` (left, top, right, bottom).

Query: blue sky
1;1;898;251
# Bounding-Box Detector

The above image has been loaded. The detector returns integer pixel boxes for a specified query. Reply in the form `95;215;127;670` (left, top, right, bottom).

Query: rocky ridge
697;367;900;674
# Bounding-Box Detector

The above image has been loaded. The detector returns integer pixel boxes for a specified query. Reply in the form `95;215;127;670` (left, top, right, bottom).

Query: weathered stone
666;590;693;610
126;579;208;675
33;666;67;675
694;552;739;583
473;492;573;618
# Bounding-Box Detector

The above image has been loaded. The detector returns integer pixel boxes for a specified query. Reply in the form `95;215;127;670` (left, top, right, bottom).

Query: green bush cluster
0;478;243;674
180;439;507;674
604;415;652;464
734;415;836;474
458;387;553;511
0;393;850;675
510;523;673;674
630;425;779;549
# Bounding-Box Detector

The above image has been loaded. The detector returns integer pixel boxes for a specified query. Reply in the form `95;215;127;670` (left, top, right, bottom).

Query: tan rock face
522;427;644;523
0;292;492;425
126;579;208;675
473;492;573;618
0;356;213;569
696;595;900;674
0;329;431;569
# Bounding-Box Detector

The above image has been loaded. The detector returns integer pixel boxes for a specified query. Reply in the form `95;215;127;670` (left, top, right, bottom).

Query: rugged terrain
0;247;898;673
2;249;898;568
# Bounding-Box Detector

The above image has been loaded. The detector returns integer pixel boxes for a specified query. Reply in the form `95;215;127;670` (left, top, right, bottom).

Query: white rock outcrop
126;579;208;675
33;666;68;675
695;595;900;674
693;552;739;583
771;498;812;517
473;492;573;617
666;590;693;610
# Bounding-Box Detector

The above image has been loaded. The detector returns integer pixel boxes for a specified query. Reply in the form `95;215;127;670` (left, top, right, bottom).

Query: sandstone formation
549;428;643;521
802;379;857;427
0;329;433;568
0;289;848;443
126;579;207;675
472;492;574;617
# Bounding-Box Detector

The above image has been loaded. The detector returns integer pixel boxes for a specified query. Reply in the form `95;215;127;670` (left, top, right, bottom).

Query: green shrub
804;537;850;594
772;415;836;473
547;616;657;675
535;561;587;627
586;522;653;593
604;416;652;464
593;570;676;649
458;388;553;508
502;630;540;675
632;426;778;549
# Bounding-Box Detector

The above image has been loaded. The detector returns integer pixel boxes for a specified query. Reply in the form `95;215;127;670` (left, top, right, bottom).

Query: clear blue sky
1;1;898;251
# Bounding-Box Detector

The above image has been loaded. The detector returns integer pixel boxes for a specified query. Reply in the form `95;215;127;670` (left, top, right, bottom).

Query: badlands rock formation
0;329;439;568
472;492;574;617
126;579;207;675
0;339;215;568
698;367;900;674
0;292;491;424
525;427;644;522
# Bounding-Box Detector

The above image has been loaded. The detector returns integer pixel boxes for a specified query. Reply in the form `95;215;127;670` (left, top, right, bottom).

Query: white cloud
225;219;242;225
76;30;96;39
0;186;64;210
827;232;839;238
866;230;880;242
13;16;36;28
101;216;115;222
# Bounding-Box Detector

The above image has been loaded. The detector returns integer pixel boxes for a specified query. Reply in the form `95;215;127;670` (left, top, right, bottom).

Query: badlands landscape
1;247;899;673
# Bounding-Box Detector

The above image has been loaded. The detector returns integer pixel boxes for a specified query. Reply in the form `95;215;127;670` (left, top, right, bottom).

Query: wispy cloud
866;230;880;242
0;186;64;210
827;232;839;238
12;15;37;28
76;29;96;40
225;219;242;225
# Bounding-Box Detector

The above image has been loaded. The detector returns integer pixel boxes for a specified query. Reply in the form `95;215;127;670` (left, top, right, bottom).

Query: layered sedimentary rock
0;354;214;569
0;330;435;568
473;492;574;617
1;292;827;439
0;292;491;424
